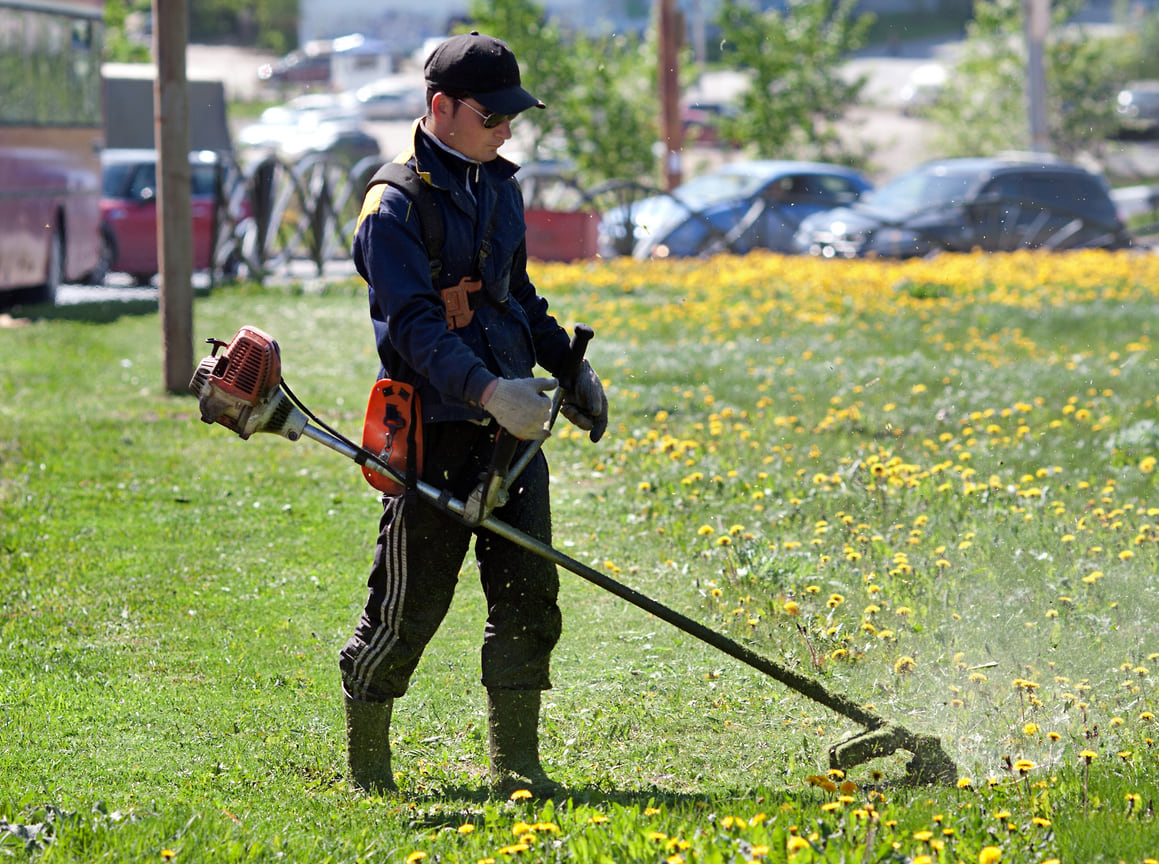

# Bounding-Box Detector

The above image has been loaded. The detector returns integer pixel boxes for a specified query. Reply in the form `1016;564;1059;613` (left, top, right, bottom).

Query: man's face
438;95;514;162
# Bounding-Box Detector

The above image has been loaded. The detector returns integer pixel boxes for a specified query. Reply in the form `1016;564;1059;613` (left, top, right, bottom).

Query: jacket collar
410;120;520;192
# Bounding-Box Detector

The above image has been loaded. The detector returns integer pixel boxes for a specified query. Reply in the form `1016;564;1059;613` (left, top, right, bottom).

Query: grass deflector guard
190;325;959;786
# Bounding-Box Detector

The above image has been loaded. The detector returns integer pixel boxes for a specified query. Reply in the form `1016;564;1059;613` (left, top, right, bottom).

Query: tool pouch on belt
361;379;423;496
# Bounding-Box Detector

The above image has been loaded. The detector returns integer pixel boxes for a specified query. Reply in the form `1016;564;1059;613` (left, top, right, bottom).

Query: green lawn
3;249;1159;862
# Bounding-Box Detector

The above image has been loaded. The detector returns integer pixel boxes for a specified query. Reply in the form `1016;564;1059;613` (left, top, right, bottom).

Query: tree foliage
465;0;658;187
927;0;1140;161
714;0;873;165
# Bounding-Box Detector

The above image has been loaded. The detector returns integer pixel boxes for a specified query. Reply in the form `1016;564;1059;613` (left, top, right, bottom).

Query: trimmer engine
189;325;308;441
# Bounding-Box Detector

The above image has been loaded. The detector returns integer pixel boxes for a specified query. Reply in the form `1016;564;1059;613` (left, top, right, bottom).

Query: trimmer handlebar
463;323;595;525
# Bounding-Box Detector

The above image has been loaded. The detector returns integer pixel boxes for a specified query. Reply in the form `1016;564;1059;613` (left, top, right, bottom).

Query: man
341;31;608;798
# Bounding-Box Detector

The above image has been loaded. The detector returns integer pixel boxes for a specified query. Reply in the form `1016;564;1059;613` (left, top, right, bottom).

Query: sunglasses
455;98;517;129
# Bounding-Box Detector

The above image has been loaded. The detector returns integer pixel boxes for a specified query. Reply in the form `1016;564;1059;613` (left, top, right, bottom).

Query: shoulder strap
367;162;444;283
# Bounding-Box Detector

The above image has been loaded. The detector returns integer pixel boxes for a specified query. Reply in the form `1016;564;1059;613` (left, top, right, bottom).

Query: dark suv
792;157;1132;258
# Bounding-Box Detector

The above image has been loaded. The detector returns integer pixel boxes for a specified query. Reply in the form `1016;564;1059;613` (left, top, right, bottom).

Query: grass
3;248;1159;862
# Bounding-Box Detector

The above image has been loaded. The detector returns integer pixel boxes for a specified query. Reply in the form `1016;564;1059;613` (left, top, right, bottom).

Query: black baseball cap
425;31;545;115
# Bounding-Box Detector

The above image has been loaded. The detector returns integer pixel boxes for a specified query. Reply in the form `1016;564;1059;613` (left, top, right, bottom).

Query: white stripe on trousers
349;499;408;694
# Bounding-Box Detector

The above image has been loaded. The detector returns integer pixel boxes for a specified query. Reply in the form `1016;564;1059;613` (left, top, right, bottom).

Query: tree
927;0;1139;161
466;0;658;187
714;0;873;165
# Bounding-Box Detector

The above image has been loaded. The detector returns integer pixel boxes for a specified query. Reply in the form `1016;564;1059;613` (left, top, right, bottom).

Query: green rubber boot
343;692;398;794
487;689;563;799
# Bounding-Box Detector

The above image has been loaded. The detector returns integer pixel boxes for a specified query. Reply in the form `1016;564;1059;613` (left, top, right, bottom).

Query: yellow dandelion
509;789;533;801
784;601;801;616
979;846;1003;864
787;835;811;854
406;853;427;864
1080;749;1097;762
698;524;715;536
458;824;476;834
1023;722;1038;735
957;777;973;789
894;656;916;675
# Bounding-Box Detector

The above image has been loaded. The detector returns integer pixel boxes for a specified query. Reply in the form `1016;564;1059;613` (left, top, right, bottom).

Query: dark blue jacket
352;123;572;424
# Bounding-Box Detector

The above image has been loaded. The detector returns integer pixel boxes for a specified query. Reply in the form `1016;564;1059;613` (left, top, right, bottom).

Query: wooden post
153;0;194;394
1024;0;1050;154
658;0;683;191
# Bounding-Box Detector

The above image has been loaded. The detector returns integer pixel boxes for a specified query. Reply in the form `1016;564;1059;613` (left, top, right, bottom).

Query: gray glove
483;376;557;440
561;359;608;443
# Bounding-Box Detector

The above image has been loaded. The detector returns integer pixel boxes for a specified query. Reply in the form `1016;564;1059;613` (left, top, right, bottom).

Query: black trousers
339;420;562;702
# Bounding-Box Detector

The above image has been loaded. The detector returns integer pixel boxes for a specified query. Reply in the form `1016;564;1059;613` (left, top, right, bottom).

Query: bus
0;0;105;304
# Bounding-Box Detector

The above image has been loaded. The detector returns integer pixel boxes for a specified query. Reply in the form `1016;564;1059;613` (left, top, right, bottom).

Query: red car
99;148;242;285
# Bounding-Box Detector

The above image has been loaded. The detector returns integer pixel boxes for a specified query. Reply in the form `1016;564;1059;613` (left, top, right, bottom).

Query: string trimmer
189;324;958;785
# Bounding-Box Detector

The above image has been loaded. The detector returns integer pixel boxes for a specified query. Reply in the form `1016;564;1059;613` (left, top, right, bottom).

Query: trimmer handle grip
558;323;594;393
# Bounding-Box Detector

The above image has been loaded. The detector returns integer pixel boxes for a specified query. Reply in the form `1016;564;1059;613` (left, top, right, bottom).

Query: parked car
1115;81;1159;138
792;157;1132;259
257;48;331;86
597;160;872;259
237;93;379;168
898;62;948;116
99;149;240;286
353;77;426;121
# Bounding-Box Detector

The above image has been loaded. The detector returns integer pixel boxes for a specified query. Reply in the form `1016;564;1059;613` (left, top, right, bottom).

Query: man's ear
431;91;454;120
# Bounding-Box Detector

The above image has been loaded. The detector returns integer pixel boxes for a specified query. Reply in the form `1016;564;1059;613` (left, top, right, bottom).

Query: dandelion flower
1080;749;1097;762
406;853;427;864
787;836;810;855
894;656;916;675
509;789;533;801
457;824;476;834
979;846;1003;864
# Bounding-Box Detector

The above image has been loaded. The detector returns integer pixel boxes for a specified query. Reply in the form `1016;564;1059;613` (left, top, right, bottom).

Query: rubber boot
343;692;398;794
487;689;563;799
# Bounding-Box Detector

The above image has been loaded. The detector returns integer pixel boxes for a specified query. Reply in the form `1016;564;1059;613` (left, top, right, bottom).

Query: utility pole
153;0;194;394
1024;0;1050;154
658;0;683;191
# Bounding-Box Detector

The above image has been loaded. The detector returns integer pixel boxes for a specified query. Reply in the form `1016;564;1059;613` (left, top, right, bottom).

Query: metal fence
209;151;383;285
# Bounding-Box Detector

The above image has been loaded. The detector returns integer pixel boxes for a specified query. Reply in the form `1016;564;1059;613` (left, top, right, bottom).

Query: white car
354;77;426;121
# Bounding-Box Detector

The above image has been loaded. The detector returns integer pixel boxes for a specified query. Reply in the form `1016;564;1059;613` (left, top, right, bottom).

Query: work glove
561;359;608;443
483;376;557;440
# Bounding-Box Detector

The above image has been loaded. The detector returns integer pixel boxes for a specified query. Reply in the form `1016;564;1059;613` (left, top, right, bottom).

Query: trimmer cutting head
829;725;958;785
